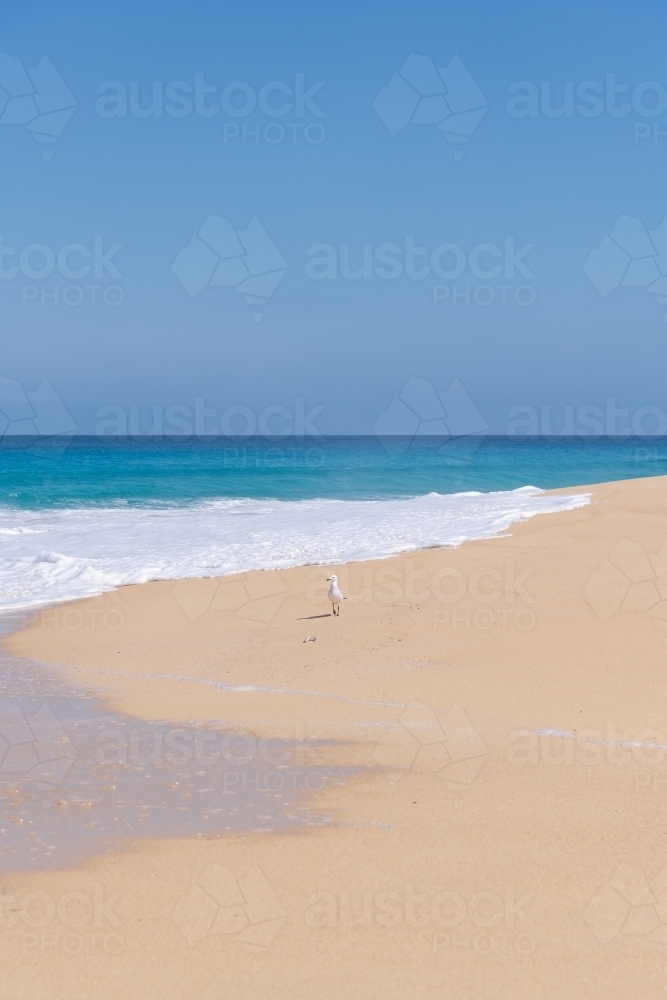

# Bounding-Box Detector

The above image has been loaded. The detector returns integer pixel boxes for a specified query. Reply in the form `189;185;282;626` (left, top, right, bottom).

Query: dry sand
3;475;667;998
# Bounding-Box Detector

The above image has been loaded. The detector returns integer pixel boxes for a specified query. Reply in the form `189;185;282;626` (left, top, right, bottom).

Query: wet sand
3;475;667;999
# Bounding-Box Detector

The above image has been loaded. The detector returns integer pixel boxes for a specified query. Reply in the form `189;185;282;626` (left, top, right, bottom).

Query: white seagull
326;574;345;616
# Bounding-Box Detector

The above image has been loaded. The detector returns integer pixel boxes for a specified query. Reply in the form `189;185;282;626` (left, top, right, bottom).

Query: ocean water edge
0;434;663;612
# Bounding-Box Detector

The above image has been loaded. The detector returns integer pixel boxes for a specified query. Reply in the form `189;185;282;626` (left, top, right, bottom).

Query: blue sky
2;0;667;433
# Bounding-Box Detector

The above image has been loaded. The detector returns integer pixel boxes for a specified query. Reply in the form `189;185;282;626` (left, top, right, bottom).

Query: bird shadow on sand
296;614;332;620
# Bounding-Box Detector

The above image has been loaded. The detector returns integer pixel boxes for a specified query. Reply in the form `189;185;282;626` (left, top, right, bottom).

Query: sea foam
0;487;588;611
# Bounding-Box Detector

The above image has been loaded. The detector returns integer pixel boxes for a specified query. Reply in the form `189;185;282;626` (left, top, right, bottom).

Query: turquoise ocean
0;435;664;612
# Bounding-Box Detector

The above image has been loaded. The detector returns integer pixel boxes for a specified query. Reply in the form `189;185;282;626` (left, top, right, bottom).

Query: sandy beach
3;474;667;999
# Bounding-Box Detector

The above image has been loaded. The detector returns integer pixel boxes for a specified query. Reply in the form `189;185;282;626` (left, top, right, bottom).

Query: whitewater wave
0;488;588;611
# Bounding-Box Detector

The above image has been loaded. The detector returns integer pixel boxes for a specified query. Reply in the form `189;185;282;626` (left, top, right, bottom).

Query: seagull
326;574;345;616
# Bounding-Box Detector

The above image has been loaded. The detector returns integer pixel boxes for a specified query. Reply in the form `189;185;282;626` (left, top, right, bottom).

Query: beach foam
0;488;588;611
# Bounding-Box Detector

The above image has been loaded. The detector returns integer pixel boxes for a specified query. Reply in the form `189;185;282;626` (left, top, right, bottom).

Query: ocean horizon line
3;433;667;443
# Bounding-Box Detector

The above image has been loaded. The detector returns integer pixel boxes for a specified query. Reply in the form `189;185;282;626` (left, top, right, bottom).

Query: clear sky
2;0;667;434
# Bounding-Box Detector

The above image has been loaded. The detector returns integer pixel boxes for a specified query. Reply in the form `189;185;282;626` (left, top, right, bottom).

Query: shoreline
0;482;590;616
2;475;667;998
3;478;599;727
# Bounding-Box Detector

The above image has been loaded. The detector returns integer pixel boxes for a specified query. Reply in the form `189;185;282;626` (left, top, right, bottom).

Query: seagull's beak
326;577;332;581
